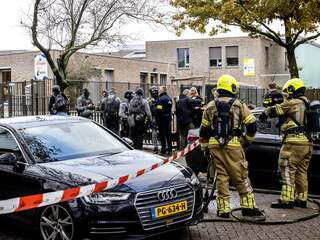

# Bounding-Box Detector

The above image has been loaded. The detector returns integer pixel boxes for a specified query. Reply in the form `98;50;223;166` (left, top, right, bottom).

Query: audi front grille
135;184;195;231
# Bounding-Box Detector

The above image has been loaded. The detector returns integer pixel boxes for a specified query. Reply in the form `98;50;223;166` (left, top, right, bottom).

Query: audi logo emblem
157;189;178;201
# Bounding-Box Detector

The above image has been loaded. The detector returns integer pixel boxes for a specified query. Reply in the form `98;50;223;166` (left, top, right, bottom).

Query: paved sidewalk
1;153;320;240
181;191;320;240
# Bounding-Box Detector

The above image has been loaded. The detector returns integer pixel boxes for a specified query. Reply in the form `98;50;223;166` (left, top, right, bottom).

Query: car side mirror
0;153;17;165
122;137;134;147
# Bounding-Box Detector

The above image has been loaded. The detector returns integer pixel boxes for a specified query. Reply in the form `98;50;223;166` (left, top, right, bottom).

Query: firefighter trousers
278;142;313;202
209;145;256;213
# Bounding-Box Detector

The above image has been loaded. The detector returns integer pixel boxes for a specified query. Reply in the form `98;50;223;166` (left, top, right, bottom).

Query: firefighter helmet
282;78;305;94
217;75;239;94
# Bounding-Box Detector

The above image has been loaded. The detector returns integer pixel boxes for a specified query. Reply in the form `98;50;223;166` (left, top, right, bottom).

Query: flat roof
146;36;256;43
0;49;174;66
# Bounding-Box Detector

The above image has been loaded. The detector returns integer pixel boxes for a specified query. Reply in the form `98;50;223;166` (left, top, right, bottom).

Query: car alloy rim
157;189;178;201
40;205;74;240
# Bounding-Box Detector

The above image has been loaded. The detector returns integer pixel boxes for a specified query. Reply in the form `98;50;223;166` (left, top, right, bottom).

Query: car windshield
19;121;128;163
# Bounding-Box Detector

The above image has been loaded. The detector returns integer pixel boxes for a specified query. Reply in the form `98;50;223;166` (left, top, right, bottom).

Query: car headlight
84;192;131;205
188;172;200;186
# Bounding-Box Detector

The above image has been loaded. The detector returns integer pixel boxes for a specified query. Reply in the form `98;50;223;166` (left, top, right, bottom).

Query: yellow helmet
217;74;239;94
282;78;305;94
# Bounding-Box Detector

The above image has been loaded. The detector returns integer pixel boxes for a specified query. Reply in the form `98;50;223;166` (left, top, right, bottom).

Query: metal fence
5;79;268;117
0;83;4;118
306;89;320;102
8;79;317;148
6;79;54;117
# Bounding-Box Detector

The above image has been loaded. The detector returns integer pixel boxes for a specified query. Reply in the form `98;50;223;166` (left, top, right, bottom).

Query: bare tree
26;0;165;90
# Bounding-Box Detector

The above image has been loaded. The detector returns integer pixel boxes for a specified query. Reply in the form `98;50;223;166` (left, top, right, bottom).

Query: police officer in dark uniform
155;86;173;154
76;88;95;118
48;85;69;116
147;86;160;153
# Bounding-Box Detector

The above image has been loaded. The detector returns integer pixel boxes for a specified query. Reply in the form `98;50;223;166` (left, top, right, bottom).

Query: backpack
213;98;237;145
306;101;320;133
298;99;320;140
285;98;320;141
105;96;119;119
130;96;146;122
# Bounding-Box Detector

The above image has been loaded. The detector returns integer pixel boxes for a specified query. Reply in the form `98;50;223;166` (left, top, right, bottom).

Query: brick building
0;50;177;103
146;36;289;88
0;50;176;84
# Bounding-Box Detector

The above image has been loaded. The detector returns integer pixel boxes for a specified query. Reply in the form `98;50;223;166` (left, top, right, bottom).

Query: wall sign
34;54;48;80
243;58;255;76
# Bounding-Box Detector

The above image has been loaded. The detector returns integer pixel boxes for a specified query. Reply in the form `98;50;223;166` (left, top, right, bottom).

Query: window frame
177;48;190;69
0;126;29;165
285;52;288;71
160;74;167;86
265;46;269;68
209;47;222;68
225;46;239;67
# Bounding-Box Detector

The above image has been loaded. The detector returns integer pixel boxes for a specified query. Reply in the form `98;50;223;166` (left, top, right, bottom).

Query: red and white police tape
0;140;200;215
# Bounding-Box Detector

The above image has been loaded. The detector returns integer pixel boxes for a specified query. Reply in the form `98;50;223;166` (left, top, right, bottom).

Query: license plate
151;201;188;219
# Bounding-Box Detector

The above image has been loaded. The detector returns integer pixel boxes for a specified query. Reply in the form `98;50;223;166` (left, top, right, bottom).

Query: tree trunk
55;56;68;91
286;47;299;79
54;72;68;91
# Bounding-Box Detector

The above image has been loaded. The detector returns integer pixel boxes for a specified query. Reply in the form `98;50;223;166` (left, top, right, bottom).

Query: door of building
1;70;11;102
105;69;114;91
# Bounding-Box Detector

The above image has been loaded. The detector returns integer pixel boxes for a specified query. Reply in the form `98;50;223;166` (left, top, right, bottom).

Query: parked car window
0;127;23;159
254;113;279;135
19;122;129;163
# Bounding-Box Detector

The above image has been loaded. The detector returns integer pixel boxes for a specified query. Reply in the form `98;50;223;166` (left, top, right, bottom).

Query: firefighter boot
240;193;266;221
294;192;308;208
271;199;294;209
216;197;230;218
271;185;295;208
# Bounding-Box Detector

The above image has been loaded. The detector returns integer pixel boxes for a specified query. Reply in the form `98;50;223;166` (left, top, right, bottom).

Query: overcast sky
0;0;246;51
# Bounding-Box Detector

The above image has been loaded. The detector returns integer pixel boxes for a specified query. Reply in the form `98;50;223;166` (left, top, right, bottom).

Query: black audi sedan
0;116;203;240
186;110;320;195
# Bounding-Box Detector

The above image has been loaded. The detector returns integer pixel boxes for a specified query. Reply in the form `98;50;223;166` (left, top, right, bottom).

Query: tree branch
295;32;320;47
236;0;285;47
31;0;61;79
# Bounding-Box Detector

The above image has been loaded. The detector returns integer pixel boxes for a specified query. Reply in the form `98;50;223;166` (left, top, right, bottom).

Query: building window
160;74;167;86
177;48;189;68
226;46;239;66
209;47;222;67
105;69;114;90
140;72;148;85
265;46;269;68
285;52;288;71
140;72;148;94
150;73;158;85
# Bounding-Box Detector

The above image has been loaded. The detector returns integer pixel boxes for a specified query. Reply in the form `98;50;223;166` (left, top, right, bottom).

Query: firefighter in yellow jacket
260;78;313;208
200;74;264;218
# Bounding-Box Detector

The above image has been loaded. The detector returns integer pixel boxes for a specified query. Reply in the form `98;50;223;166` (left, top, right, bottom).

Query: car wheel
39;204;75;240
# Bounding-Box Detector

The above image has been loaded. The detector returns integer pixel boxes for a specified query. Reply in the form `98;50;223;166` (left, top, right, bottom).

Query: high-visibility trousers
209;145;256;213
278;142;313;202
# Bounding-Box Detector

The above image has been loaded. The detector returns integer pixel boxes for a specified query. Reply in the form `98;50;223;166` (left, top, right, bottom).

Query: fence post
8;83;13;117
0;83;3;118
35;81;39;115
42;80;46;114
31;79;34;115
22;81;27;115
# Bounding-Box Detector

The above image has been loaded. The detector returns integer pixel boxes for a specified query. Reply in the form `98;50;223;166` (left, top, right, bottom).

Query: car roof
0;115;90;130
